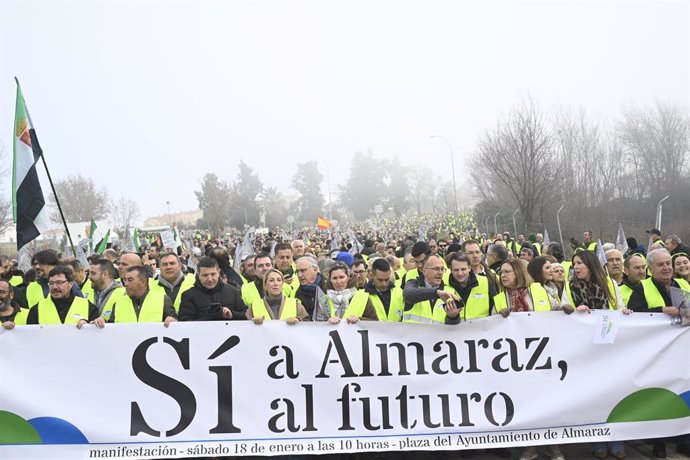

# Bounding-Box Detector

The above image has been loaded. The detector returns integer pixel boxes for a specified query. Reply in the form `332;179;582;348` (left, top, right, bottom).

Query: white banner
1;313;689;459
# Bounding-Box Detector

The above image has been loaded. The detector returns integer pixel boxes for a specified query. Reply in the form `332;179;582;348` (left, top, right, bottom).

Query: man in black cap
646;228;664;247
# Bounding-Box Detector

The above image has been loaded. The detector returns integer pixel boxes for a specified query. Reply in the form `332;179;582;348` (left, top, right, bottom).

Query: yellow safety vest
640;278;690;309
37;296;90;325
88;286;127;321
368;287;404;322
619;283;633;306
26;281;48;308
586;242;598;252
564;277;618;310
494;283;551;312
326;290;370;319
242;280;293;307
250;297;297;321
403;297;450;324
443;276;491;319
80;279;93;299
113;291;166;323
13;308;29;325
9;275;23;287
533;242;542;256
150;274;196;311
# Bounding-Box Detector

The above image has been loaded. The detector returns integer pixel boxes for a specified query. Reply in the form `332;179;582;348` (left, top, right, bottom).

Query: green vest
402;268;419;286
150;274;195;311
403;294;447;325
80;279;93;299
241;281;262;307
326;290;369;319
250;297;297;321
619;283;633;306
26;281;48;308
282;275;300;298
113;291;166;323
37;296;90;325
368;287;404;322
88;286;127;321
242;280;292;306
443;275;491;319
6;308;29;325
9;275;23;287
640;278;690;309
494;283;551;312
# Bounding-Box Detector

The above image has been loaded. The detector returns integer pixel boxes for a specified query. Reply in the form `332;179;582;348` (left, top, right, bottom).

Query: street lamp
166;201;171;227
430;136;459;212
656;195;670;232
319;160;333;221
494;211;501;236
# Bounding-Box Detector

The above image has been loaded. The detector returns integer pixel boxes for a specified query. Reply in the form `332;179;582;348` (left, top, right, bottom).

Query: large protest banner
1;312;689;459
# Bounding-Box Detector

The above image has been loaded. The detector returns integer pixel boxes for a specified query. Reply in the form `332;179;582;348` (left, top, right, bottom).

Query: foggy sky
1;0;688;223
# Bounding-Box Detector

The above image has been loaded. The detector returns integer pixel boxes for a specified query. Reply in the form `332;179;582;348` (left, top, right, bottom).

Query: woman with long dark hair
566;251;631;460
566;251;630;313
527;256;571;309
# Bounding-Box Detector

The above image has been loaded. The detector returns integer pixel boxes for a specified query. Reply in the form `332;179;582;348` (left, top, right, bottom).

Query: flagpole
15;78;77;257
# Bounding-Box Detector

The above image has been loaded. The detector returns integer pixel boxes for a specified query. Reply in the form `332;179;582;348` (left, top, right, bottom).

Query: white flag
616;223;628;254
543;229;551;245
597;239;608;267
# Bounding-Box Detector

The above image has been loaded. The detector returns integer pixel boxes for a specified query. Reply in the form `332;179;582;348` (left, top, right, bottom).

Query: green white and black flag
12;80;50;249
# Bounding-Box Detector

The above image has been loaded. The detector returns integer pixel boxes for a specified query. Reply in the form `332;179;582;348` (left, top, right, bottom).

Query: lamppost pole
430;136;459;212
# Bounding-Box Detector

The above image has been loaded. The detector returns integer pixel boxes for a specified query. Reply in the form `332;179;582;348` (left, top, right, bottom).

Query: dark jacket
295;274;326;317
178;279;247;321
628;277;683;313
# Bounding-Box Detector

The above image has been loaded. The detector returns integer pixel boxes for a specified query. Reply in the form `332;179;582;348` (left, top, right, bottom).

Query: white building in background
0;220;117;249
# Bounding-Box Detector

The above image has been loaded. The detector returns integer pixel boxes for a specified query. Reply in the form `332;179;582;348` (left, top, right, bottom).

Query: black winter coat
178;279;247;321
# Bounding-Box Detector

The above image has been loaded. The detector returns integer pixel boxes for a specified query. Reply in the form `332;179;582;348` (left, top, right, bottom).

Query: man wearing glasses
26;266;99;327
402;254;460;324
24;250;84;309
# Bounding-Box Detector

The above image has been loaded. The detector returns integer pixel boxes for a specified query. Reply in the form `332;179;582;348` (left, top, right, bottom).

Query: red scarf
508;288;531;312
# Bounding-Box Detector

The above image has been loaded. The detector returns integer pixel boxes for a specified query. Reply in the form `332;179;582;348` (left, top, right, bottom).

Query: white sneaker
519;446;539;460
547;444;565;460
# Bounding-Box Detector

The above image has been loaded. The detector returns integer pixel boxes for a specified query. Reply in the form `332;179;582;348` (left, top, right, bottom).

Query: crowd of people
1;214;689;460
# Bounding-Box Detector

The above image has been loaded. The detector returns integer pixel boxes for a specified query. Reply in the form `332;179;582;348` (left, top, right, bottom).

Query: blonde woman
247;269;309;325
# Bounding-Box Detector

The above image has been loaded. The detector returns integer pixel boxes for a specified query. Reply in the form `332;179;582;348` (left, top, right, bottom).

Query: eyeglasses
424;266;444;272
48;280;69;286
296;267;315;274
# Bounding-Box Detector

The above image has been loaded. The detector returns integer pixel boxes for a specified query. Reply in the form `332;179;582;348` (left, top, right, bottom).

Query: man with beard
0;280;26;329
274;243;300;295
24;250;83;309
26;266;98;327
179;257;247;321
241;254;257;282
99;266;177;325
88;259;126;321
150;252;195;311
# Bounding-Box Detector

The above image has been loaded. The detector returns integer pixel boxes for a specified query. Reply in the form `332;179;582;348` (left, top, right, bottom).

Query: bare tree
49;174;109;223
111;197;141;230
620;102;690;200
470;98;560;230
0;142;13;236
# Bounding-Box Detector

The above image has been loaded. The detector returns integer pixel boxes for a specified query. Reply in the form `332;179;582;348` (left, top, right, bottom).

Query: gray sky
1;0;688;224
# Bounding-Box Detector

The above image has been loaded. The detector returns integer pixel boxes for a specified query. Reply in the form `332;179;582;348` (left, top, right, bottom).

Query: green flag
96;228;110;254
89;219;97;253
132;228;141;252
